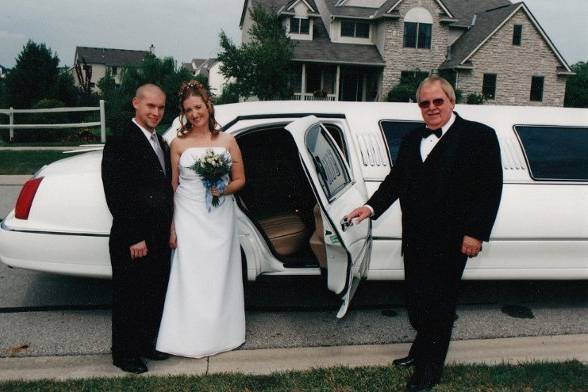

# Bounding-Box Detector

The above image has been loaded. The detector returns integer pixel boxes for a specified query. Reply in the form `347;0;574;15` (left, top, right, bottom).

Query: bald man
102;84;173;374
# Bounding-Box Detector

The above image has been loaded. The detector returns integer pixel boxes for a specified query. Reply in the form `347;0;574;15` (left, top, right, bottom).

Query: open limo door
285;115;371;318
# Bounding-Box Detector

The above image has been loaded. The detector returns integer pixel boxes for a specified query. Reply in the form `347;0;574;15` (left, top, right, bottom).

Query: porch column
362;74;367;101
335;65;341;101
301;64;307;100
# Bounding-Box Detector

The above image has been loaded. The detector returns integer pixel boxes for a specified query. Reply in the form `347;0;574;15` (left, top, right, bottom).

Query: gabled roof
74;46;148;67
441;2;572;72
240;0;292;27
441;0;511;26
387;0;454;18
291;13;384;65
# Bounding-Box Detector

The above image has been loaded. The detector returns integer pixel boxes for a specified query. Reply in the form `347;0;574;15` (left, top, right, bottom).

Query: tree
217;4;295;100
565;61;588;108
6;41;61;108
97;53;197;131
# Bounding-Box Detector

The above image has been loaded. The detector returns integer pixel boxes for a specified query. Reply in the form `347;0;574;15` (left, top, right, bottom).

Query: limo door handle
340;216;353;232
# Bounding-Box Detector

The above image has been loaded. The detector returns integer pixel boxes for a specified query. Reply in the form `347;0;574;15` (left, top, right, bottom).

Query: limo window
305;124;351;200
515;126;588;181
379;120;423;164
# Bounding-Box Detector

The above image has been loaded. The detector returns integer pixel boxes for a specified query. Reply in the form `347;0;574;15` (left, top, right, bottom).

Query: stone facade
456;9;567;106
380;0;451;96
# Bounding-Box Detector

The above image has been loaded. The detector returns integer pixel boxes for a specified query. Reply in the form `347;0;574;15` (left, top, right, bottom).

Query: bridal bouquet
189;149;232;211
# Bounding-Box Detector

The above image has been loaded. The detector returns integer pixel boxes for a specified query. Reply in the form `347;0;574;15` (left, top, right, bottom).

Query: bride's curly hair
177;80;221;137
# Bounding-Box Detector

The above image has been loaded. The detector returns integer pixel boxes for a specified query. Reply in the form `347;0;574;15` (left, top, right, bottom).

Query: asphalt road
1;260;587;358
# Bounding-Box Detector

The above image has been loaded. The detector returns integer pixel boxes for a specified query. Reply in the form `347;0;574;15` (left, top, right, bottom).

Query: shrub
466;93;485;105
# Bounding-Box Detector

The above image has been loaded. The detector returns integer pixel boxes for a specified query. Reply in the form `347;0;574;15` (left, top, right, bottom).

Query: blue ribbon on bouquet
203;175;228;212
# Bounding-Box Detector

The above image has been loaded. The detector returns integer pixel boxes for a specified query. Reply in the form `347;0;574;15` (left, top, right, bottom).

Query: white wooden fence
0;100;106;142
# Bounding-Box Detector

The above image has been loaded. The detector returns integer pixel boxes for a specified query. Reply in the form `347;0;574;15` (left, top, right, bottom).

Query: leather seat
309;204;327;268
258;214;308;256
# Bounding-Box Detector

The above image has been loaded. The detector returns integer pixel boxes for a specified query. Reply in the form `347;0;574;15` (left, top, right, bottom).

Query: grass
0;151;72;175
0;361;586;391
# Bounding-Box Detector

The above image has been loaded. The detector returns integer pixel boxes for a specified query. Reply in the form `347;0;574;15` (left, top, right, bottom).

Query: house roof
292;15;384;66
441;2;572;72
438;0;511;25
74;46;149;67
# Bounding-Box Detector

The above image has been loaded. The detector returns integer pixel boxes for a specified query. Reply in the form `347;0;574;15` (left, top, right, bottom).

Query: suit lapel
130;122;167;178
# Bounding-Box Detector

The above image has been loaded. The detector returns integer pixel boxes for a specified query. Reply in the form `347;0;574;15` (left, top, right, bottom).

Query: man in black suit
101;84;173;374
347;76;502;391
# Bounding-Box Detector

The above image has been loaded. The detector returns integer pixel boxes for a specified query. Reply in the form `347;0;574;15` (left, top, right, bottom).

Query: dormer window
290;16;310;35
403;7;433;49
341;20;370;38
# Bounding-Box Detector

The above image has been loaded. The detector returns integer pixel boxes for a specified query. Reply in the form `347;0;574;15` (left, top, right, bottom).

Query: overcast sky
0;0;586;68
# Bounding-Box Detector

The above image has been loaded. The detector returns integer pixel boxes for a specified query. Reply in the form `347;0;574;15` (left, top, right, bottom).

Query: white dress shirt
420;113;456;162
364;113;457;217
133;118;166;173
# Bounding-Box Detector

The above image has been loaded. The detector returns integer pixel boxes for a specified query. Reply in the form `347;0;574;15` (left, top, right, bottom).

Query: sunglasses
418;98;445;109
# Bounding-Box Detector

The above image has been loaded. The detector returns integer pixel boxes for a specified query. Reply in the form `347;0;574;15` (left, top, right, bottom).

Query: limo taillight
15;177;43;220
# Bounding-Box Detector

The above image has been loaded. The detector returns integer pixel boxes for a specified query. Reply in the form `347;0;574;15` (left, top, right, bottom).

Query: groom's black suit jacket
367;113;503;255
102;121;173;253
101;121;173;360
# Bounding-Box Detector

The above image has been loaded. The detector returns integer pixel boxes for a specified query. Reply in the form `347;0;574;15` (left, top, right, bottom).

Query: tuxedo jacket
102;121;173;253
367;113;503;254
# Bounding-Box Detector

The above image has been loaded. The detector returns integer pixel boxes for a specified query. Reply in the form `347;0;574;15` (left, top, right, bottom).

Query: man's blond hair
416;76;456;104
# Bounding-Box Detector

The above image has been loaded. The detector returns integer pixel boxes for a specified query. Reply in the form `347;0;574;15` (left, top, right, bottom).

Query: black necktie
422;127;442;139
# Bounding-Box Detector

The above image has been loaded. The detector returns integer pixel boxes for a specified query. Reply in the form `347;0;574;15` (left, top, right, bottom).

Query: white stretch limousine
1;102;587;317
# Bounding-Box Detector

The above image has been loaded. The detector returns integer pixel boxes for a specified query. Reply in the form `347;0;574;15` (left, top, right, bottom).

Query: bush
386;84;416;102
466;93;485;105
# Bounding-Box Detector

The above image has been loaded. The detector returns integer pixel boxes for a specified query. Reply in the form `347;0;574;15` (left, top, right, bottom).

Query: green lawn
0;151;71;175
1;361;586;391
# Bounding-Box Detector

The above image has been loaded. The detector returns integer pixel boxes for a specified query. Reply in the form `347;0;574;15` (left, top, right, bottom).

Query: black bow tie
422;127;442;139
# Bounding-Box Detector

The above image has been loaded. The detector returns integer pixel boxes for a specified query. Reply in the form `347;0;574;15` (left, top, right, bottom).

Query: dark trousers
403;247;467;381
110;242;170;361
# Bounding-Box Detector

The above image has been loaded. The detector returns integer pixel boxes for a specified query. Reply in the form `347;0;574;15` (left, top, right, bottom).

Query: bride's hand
169;229;177;249
211;186;222;197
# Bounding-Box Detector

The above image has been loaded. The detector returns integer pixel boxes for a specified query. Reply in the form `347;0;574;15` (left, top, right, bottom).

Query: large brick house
240;0;574;106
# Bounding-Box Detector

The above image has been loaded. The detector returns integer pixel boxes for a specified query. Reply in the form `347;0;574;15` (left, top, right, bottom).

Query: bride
156;80;246;358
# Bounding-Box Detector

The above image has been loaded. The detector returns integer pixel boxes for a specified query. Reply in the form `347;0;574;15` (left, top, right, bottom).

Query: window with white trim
403;7;433;49
290;16;310;35
341;20;370;38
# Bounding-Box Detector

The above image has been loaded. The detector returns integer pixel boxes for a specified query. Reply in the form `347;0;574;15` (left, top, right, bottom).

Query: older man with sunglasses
347;76;503;391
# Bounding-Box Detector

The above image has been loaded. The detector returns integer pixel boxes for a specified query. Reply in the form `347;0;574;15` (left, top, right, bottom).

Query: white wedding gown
156;147;245;358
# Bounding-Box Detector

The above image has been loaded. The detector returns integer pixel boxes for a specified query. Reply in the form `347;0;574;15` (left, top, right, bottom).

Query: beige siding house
73;47;149;92
240;0;573;106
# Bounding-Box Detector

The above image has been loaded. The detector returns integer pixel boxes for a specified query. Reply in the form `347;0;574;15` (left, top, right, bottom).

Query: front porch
290;63;381;102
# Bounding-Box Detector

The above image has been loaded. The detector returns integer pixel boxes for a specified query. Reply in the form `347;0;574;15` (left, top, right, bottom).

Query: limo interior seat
258;214;308;256
236;127;319;266
309;204;327;268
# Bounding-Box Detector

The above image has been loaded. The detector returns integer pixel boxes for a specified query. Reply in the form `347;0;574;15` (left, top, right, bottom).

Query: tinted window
305;124;351;200
379;120;423;164
515;126;588;181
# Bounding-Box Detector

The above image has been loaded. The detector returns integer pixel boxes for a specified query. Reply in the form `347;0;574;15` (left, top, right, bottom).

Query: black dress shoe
142;350;170;361
113;357;148;374
393;355;416;368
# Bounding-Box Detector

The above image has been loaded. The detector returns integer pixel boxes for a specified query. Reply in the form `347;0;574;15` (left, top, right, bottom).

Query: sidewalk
0;175;31;185
1;334;586;382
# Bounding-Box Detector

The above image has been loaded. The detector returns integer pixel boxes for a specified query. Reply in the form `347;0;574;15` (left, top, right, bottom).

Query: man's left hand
461;235;482;257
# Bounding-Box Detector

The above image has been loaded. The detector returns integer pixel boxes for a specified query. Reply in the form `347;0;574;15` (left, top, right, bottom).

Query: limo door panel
464;183;588;279
285;116;371;318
